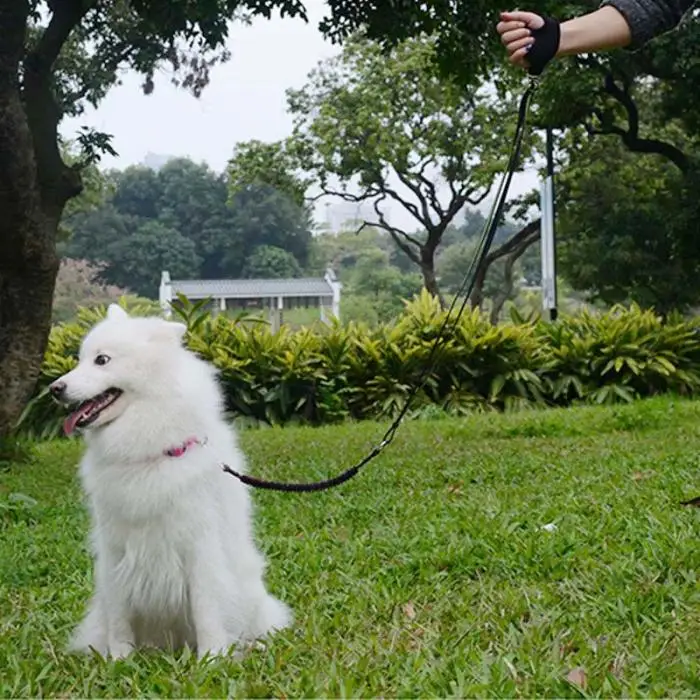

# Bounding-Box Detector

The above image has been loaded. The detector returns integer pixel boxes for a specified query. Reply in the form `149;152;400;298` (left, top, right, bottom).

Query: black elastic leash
223;21;561;493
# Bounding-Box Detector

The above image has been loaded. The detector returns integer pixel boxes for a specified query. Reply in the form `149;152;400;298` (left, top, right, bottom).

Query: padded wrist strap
527;16;561;75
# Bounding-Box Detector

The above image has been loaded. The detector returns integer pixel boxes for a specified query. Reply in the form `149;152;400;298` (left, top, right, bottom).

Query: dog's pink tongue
63;411;82;436
63;402;93;436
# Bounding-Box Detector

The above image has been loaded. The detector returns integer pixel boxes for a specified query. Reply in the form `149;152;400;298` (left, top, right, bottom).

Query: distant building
159;269;342;331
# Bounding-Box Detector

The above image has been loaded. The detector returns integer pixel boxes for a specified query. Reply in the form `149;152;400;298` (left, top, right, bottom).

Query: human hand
496;11;545;70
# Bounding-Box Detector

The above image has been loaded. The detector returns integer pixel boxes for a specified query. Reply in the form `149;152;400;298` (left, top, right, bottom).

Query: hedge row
16;291;700;439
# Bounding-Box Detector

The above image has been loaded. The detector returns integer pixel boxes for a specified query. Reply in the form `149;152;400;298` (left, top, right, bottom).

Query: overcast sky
60;0;539;232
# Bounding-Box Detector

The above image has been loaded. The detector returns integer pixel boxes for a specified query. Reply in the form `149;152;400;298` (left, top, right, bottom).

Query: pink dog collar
164;436;204;458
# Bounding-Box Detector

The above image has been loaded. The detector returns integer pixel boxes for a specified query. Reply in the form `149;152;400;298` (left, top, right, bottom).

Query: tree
63;204;138;261
306;226;388;276
323;2;700;315
0;0;316;439
284;35;532;302
100;220;201;298
437;222;540;323
242;245;303;279
226;185;313;276
111;165;163;219
344;247;422;324
229;140;311;210
556;132;700;314
155;158;238;278
58;142;114;241
66;158;314;287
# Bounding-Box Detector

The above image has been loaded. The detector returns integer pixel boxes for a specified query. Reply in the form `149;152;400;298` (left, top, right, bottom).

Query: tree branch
0;0;28;84
589;72;689;174
393;169;434;228
373;196;425;249
354;197;422;266
489;222;541;323
470;218;541;309
22;0;93;214
67;43;137;106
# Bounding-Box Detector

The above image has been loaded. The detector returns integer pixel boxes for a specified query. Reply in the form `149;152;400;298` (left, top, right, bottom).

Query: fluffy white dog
50;304;291;659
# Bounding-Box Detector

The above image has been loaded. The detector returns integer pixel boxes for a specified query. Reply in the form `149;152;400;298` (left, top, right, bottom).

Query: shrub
15;292;700;439
534;304;700;405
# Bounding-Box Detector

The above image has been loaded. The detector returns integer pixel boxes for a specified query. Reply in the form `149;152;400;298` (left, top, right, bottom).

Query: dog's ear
107;304;129;321
160;321;187;344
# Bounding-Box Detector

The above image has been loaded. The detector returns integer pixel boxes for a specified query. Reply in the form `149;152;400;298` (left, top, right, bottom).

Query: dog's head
50;304;187;435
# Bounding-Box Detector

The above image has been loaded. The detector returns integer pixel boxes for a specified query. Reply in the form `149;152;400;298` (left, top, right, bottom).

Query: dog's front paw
197;641;240;662
107;640;135;660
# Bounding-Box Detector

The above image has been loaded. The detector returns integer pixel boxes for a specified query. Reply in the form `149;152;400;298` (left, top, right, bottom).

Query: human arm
497;0;696;71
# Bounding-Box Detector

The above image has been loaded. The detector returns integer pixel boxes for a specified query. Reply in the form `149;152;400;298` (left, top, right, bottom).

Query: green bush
15;292;700;439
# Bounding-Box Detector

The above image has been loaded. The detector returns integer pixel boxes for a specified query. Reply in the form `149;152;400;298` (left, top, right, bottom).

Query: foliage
535;305;700;405
331;0;700;148
3;396;700;695
52;259;127;323
226;185;313;272
151;159;240;277
556;132;700;314
307;226;423;325
18;293;700;439
437;241;512;299
228;139;311;210
64;158;313;293
114;220;202;297
234;34;533;299
57;143;115;242
242;245;303;279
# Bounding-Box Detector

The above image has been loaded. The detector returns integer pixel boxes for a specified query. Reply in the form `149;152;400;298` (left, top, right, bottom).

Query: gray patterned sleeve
600;0;695;47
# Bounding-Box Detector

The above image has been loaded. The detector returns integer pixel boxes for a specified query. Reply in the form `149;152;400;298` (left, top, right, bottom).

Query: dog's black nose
49;381;66;399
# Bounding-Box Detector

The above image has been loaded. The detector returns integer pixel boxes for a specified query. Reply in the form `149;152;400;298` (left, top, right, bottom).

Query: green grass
1;396;699;697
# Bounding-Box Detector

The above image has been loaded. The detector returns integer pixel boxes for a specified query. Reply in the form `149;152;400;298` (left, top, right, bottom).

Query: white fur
54;304;291;660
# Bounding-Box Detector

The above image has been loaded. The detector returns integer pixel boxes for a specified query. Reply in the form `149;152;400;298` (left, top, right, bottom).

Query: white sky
60;0;539;232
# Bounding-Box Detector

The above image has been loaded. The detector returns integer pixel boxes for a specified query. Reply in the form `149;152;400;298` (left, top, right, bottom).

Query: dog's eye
94;354;111;366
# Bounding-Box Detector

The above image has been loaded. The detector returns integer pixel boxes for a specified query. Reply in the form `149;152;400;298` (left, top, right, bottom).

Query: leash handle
526;16;561;76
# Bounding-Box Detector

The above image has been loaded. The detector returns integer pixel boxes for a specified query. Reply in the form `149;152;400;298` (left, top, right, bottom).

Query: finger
509;45;532;68
496;20;526;35
499;10;544;29
506;36;535;54
500;27;531;46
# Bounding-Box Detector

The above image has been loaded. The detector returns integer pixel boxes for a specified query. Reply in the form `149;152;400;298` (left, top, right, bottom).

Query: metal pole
540;127;558;322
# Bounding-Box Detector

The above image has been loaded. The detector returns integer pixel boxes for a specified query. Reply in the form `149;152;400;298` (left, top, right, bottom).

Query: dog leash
221;20;560;493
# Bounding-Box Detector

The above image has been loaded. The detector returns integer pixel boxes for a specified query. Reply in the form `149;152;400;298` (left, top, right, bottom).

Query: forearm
559;0;695;54
557;6;633;56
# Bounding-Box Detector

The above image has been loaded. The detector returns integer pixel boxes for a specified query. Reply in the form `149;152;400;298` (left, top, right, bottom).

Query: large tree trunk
0;243;60;438
0;1;53;438
0;93;61;439
0;0;82;439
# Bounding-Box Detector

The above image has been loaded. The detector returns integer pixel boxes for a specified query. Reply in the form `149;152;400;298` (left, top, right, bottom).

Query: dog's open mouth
63;388;123;435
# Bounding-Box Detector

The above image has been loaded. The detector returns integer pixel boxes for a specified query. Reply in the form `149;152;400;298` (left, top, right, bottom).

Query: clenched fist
496;11;546;70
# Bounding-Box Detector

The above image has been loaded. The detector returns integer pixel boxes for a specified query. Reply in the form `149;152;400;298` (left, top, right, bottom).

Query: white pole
540;127;558;321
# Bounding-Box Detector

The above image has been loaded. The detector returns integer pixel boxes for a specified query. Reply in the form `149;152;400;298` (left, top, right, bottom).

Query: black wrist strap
526;16;561;75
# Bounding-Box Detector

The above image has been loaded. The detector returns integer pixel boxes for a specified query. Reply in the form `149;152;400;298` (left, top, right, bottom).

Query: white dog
50;304;291;659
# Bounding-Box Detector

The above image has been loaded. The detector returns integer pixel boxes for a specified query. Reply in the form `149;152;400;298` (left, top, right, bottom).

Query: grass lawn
1;396;699;698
